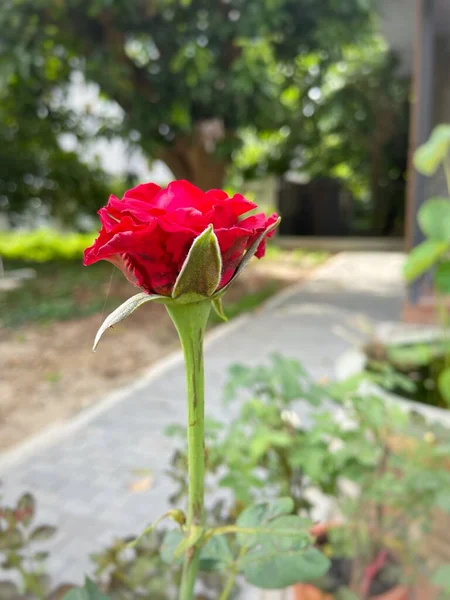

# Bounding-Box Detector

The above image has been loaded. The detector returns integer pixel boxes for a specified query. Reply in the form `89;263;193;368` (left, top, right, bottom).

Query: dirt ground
0;259;319;452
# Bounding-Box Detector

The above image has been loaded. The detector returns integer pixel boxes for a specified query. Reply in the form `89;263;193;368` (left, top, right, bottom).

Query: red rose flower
84;180;279;297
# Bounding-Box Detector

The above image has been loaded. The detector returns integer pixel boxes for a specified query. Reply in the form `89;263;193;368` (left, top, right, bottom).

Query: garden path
0;252;405;590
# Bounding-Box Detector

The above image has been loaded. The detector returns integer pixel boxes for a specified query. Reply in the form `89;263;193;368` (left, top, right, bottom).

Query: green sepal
93;292;162;351
212;297;227;321
172;225;222;302
214;217;281;298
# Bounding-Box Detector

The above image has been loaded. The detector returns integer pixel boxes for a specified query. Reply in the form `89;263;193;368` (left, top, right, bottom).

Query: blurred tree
0;0;376;208
0;25;112;226
232;39;410;235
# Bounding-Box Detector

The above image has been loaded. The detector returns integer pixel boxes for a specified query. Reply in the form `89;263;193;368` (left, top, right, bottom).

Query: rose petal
123;182;162;203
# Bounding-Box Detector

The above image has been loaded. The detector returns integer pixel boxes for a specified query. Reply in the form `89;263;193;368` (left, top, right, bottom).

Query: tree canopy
0;0;377;220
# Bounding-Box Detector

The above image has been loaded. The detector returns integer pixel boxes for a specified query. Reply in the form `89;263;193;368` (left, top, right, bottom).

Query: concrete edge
0;253;338;471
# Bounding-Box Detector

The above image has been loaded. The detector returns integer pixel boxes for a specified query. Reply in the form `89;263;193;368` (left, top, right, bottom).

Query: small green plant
314;381;450;598
168;357;450;598
167;354;334;512
0;489;71;599
404;124;450;286
393;124;450;405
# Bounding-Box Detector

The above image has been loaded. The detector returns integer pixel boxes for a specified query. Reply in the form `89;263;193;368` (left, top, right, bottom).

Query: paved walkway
0;252;405;587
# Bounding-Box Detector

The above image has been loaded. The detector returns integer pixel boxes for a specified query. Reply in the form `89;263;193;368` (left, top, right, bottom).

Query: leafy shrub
0;230;96;262
0;489;72;599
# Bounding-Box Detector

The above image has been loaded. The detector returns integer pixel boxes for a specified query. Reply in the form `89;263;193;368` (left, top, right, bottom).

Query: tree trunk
370;105;396;235
158;134;227;191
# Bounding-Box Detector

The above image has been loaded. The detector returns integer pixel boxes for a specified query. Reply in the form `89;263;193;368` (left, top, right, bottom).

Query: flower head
84;180;279;298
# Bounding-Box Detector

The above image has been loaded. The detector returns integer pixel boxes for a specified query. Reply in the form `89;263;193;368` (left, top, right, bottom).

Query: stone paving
0;252;405;587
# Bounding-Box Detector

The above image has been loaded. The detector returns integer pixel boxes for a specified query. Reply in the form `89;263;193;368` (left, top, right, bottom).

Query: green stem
219;547;247;600
166;300;212;600
219;570;237;600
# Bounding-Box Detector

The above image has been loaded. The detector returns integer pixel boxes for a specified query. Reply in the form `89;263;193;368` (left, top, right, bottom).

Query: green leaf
29;525;57;541
62;578;110;600
272;353;307;402
212;297;227;321
199;535;234;572
414;125;450;175
0;528;24;550
160;530;184;564
435;260;450;293
216;217;281;296
236;498;294;547
32;551;49;561
172;225;222;301
403;240;450;282
93;292;161;351
418;198;450;240
438;367;450;406
257;515;311;550
431;564;450;592
436;491;450;512
387;343;435;367
240;546;330;589
17;493;35;526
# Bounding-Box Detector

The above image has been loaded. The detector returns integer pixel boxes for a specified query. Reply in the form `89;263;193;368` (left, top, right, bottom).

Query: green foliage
0;0;376;197
431;564;450;593
167;355;332;509
0;230;95;262
158;497;324;592
414;125;450;176
404;240;450;282
232;40;410;235
235;503;327;589
418;198;450;241
438;367;450;406
199;535;234;572
4;356;450;597
405;125;450;285
0;490;66;599
167;356;450;596
241;545;328;589
367;338;450;409
63;579;109;600
91;531;183;600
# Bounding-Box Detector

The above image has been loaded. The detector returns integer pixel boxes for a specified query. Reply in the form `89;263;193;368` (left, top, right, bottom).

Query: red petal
151;180;210;211
123;182;162;203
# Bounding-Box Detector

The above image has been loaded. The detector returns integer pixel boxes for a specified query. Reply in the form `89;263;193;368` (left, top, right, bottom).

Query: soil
0;260;317;452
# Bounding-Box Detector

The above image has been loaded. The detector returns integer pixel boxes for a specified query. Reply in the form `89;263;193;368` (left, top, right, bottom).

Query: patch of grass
1;260;124;328
209;282;280;325
0;230;95;262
